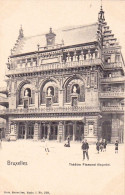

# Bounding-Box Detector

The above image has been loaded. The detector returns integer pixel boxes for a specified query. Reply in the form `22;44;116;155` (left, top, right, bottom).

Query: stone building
0;7;124;142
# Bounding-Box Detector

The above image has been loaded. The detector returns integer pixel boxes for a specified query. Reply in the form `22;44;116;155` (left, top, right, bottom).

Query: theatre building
0;7;124;143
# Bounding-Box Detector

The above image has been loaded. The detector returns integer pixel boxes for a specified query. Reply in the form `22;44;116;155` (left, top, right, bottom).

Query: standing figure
73;85;77;93
96;140;100;154
99;139;104;152
24;89;29;97
64;136;70;147
44;138;49;152
103;139;107;152
115;140;118;153
47;87;52;96
0;139;2;150
81;139;89;160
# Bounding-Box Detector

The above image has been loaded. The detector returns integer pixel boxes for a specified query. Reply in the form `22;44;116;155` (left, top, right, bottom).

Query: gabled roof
12;23;98;55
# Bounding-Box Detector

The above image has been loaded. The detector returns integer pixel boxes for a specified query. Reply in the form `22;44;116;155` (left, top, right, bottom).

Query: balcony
104;62;122;69
0;106;101;116
0;87;8;95
0;96;9;107
99;92;125;98
102;106;124;112
6;58;102;76
101;76;125;83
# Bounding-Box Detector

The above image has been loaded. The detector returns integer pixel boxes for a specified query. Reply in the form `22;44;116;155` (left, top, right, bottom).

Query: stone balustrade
101;76;125;83
0;96;8;102
0;106;124;115
99;91;125;98
102;106;124;112
0;106;101;115
6;58;102;76
0;87;8;94
104;62;122;69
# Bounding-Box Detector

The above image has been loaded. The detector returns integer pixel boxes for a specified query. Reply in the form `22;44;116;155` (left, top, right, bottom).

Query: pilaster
34;122;39;140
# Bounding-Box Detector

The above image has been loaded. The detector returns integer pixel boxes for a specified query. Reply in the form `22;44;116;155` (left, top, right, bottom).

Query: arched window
18;83;34;107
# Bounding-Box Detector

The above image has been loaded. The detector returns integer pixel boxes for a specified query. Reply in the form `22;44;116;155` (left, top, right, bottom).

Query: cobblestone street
0;140;124;195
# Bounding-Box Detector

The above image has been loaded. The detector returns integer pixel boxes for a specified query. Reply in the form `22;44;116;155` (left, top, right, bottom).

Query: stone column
59;89;64;107
16;122;19;139
63;121;66;141
34;122;39;141
35;90;39;108
58;121;64;142
5;118;10;139
111;114;119;143
47;123;51;140
73;121;76;141
84;116;98;143
24;122;28;139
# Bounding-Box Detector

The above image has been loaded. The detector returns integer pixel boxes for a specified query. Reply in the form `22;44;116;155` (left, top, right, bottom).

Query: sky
0;0;125;87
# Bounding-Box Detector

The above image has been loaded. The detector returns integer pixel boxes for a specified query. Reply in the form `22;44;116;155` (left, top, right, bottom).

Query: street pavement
0;140;124;195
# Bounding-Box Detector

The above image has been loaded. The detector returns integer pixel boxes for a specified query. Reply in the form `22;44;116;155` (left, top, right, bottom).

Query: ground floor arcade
10;121;85;141
4;113;124;143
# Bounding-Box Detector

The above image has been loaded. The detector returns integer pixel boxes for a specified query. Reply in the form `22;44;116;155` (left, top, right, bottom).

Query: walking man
96;140;100;154
0;139;2;150
115;140;118;153
44;138;49;152
81;139;89;160
103;139;107;152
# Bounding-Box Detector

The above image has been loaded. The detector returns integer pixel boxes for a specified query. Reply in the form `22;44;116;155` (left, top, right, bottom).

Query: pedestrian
44;138;49;152
96;140;100;154
81;139;89;160
103;139;107;152
64;136;70;147
115;140;118;153
0;139;2;149
67;136;70;147
99;139;104;152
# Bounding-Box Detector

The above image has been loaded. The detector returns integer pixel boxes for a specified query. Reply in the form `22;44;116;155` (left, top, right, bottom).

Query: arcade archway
102;121;112;142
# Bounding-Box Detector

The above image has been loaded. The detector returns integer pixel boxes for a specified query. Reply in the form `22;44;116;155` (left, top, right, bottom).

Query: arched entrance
41;123;48;139
27;123;34;139
65;122;73;140
75;122;84;141
50;122;58;140
102;121;112;142
19;123;25;139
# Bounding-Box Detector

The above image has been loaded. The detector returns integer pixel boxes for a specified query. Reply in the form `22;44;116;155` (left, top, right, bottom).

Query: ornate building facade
0;7;124;143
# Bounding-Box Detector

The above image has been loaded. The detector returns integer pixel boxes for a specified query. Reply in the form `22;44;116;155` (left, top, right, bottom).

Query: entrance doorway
65;122;73;140
27;124;34;139
19;124;25;139
102;121;112;142
41;124;48;139
50;123;58;140
75;122;84;141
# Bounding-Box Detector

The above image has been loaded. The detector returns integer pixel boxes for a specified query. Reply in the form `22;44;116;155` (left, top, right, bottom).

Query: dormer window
105;55;111;63
46;28;56;46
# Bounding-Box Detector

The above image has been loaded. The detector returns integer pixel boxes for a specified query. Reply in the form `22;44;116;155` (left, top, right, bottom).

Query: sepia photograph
0;0;125;195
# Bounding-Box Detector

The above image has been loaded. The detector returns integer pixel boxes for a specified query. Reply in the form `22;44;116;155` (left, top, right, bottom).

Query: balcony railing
0;87;8;94
101;76;125;83
104;62;122;69
0;96;8;102
0;106;101;115
6;58;102;76
102;106;124;112
99;92;125;98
